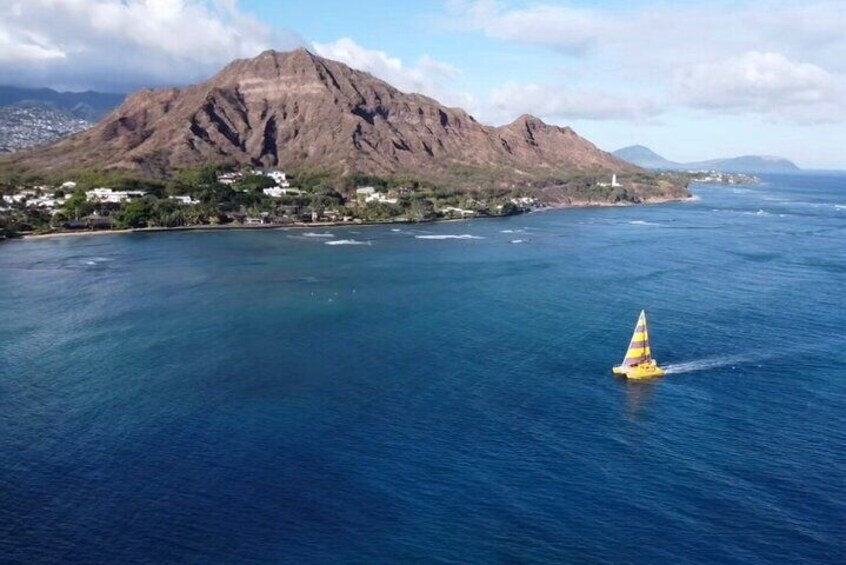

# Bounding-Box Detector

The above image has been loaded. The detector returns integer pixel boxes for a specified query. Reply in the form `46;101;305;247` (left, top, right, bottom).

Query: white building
265;171;290;188
365;193;398;205
217;172;242;185
61;181;78;190
263;187;304;198
3;191;68;209
356;186;376;197
86;188;146;203
169;195;199;205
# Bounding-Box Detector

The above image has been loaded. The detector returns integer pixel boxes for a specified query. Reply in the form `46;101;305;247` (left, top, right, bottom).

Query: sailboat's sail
622;310;653;367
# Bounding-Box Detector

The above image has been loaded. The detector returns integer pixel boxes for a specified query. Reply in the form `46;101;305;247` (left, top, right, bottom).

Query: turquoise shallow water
1;174;845;563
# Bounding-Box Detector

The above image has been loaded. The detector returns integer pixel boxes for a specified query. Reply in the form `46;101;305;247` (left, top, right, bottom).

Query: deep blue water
1;174;845;564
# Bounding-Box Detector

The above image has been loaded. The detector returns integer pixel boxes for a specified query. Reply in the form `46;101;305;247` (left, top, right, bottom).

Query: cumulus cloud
675;52;845;122
0;0;304;91
488;83;662;123
312;38;475;110
448;0;846;122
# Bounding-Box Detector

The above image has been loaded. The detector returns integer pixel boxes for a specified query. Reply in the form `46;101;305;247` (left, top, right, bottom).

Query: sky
1;0;845;169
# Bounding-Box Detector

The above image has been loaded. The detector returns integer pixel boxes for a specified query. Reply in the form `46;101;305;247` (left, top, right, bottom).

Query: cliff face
9;49;641;189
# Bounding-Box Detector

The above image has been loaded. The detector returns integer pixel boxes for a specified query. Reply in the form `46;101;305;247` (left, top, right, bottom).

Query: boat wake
663;353;764;374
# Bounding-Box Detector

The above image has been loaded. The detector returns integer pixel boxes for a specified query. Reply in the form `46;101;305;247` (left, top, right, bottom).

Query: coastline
11;194;696;243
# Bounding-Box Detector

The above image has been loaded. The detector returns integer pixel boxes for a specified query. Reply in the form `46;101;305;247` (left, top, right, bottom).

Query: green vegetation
0;165;685;239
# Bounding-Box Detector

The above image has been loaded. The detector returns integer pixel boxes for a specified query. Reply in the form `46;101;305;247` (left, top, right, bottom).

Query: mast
622;310;653;367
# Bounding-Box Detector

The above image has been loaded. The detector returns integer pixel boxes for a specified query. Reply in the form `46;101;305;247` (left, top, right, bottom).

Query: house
322;209;349;222
85;188;146;203
356;186;376;201
265;171;291;187
263;187;304;198
169;195;199;205
85;215;113;230
365;192;398;205
217;172;242;185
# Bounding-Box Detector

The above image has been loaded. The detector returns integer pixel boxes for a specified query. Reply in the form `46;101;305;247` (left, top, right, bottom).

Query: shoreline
10;194;695;243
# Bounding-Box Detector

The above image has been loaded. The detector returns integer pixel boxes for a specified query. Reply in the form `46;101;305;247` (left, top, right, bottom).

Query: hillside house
86;188;146;203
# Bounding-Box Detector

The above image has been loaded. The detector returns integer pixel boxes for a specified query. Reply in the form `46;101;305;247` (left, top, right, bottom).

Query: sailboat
612;310;666;380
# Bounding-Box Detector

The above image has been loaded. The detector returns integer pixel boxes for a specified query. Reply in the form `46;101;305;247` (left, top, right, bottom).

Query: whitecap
629;220;661;226
325;239;371;246
415;234;484;240
302;232;335;238
511;239;524;244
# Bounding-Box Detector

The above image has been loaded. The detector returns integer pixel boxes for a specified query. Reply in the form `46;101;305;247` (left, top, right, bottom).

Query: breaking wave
629;220;662;227
302;232;336;238
325;239;371;246
415;234;484;240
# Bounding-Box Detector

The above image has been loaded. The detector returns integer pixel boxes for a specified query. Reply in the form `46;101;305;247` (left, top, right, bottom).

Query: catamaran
612;310;666;380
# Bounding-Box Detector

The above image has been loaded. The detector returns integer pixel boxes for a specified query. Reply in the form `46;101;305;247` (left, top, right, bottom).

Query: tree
235;174;276;192
117;199;152;228
152;199;185;227
63;190;94;220
409;198;435;222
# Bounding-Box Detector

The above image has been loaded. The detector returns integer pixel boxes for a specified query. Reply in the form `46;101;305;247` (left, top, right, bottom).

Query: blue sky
2;0;845;168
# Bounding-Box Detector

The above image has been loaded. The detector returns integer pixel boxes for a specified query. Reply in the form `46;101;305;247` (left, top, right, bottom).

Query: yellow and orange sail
613;310;665;379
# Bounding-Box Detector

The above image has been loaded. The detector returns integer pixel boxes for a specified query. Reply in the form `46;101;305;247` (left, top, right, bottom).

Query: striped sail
622;310;653;367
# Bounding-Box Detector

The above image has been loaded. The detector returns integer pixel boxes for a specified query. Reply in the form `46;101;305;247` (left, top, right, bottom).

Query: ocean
1;174;844;563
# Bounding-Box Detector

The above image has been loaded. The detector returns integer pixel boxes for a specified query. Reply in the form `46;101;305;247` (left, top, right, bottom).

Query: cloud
454;0;607;55
0;0;304;92
675;52;846;123
312;37;475;110
449;0;846;122
449;0;846;67
488;83;662;123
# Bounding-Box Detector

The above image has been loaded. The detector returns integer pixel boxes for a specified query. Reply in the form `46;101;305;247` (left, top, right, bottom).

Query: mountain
685;155;800;173
611;145;678;170
0;86;125;121
613;145;800;173
6;49;643;192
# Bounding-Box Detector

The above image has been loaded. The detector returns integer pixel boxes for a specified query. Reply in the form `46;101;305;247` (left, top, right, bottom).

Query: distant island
0;49;690;239
613;145;800;174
